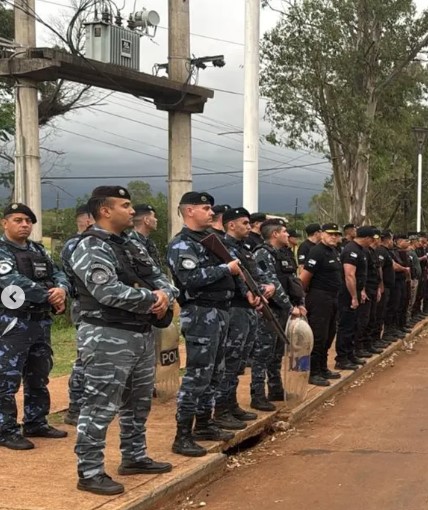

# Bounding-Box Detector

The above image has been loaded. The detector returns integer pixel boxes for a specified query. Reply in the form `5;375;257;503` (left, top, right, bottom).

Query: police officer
339;224;357;251
286;228;301;261
61;204;94;426
335;226;376;370
413;232;428;319
129;203;162;268
355;229;383;358
407;234;422;325
167;192;239;458
374;231;395;345
252;219;301;411
209;204;231;237
245;212;267;250
297;223;322;269
393;234;413;334
300;223;342;386
0;203;70;450
71;186;176;496
214;207;275;430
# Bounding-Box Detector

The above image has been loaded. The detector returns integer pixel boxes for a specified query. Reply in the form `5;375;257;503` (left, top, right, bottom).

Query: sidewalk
5;319;428;510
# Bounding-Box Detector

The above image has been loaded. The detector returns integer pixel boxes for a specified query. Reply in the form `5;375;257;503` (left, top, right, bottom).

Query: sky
28;0;423;212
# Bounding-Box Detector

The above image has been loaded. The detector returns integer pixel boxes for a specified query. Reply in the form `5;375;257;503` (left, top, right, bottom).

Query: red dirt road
181;333;428;510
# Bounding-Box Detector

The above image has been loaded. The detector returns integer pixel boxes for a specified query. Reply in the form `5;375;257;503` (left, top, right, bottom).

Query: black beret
179;191;214;206
90;186;131;200
75;204;90;217
134;203;156;216
3;203;37;224
222;207;250;225
380;230;392;239
394;233;409;241
261;218;287;229
287;229;301;238
343;223;356;230
322;223;342;234
250;212;267;223
356;226;378;238
305;223;322;235
212;204;231;215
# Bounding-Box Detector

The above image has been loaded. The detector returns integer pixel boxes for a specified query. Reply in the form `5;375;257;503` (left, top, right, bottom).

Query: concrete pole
417;151;423;232
14;0;42;241
243;0;260;213
168;0;192;239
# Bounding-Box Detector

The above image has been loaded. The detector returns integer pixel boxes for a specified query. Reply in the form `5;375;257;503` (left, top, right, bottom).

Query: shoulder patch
90;263;114;284
181;258;197;270
0;261;13;275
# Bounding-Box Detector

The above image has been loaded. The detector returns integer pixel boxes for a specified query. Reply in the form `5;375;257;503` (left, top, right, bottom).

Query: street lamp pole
412;127;428;232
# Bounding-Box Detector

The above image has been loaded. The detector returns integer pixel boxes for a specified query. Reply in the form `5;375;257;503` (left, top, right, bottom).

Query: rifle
200;233;289;346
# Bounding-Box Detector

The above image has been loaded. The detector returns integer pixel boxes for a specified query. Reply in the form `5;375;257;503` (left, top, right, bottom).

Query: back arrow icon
10;292;16;303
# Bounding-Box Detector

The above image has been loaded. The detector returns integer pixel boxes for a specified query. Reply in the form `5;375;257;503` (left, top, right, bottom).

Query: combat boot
213;407;247;430
250;396;276;412
193;414;235;441
77;473;124;496
172;418;206;457
230;392;257;421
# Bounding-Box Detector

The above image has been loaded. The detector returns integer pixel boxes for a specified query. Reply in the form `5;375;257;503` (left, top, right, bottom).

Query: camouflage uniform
60;234;85;417
71;225;177;479
252;245;292;400
167;227;235;426
0;235;70;437
215;234;268;411
128;230;162;268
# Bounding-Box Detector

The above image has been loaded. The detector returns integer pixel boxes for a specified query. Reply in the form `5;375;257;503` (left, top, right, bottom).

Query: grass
51;323;76;377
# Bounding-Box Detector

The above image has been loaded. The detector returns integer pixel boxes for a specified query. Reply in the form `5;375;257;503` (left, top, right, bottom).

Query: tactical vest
0;241;54;312
74;229;171;327
173;230;235;307
258;244;305;305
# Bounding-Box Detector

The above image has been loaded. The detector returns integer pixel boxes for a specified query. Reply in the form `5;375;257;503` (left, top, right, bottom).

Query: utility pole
412;127;428;233
14;0;42;241
242;0;260;213
168;0;192;238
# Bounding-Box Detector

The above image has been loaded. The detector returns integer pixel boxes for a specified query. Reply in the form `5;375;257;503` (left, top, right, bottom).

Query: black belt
183;300;231;312
82;316;151;333
0;310;51;321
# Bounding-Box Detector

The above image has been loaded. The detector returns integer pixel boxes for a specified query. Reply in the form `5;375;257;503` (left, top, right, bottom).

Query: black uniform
335;240;367;364
356;247;381;354
244;231;264;251
304;243;342;376
414;245;427;315
374;245;395;340
297;239;316;266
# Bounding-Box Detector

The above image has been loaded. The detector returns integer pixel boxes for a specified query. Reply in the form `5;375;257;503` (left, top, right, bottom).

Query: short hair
87;196;112;221
261;223;284;240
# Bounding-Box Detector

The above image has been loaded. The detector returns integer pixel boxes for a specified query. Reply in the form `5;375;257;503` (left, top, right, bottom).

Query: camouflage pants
75;322;155;478
68;299;84;414
251;311;286;399
0;314;52;436
177;304;229;423
216;307;257;407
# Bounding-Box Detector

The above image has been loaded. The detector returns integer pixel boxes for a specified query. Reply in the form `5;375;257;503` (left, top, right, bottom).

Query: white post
417;151;423;232
243;0;260;212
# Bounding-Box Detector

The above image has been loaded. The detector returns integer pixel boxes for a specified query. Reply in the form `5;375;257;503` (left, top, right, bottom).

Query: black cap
222;207;250;225
287;229;301;238
179;191;214;206
380;230;392;239
261;218;287;229
75;204;90;217
343;223;356;230
134;203;156;216
322;223;342;234
212;204;231;215
3;203;37;224
356;226;379;238
90;186;131;200
305;223;322;235
250;212;267;223
393;233;409;241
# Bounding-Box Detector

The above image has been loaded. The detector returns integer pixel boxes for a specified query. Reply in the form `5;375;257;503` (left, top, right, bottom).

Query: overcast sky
30;0;423;213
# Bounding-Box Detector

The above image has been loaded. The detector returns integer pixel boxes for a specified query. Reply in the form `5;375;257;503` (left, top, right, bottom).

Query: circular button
1;285;26;310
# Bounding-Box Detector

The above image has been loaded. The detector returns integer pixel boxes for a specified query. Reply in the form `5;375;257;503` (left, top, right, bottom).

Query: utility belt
0;309;51;321
82;316;152;334
183;299;231;312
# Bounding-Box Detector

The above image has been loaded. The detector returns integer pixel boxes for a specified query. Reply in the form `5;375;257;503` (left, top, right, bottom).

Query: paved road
184;332;428;510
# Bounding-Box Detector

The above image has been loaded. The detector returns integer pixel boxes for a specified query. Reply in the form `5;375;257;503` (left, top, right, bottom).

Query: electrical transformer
85;21;140;70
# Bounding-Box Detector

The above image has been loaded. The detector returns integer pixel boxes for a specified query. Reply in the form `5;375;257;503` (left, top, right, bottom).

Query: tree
261;0;428;224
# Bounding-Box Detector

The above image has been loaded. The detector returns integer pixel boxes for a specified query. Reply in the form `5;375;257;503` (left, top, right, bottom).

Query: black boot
229;390;257;421
77;473;124;495
172;418;207;457
250;396;276;412
193;414;235;441
213;407;247;430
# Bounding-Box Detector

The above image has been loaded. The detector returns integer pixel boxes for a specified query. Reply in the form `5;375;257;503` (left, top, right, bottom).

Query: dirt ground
174;332;428;510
